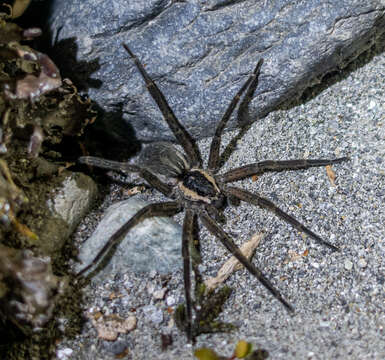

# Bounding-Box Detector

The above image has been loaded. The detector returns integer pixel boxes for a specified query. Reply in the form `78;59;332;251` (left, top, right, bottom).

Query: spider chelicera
77;43;348;341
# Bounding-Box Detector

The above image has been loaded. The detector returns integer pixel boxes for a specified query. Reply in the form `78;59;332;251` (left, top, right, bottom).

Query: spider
77;43;348;341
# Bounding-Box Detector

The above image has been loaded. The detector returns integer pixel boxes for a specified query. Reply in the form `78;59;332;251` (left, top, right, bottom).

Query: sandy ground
58;43;384;360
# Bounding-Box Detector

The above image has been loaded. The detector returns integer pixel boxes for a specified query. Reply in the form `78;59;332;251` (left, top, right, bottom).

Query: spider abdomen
178;169;221;204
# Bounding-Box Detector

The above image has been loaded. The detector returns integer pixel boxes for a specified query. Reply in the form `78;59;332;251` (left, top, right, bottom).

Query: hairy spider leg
182;209;194;342
200;211;294;312
237;59;264;126
218;157;349;183
122;43;201;167
78;156;173;197
76;201;183;277
225;187;338;250
208;60;264;172
79;156;140;172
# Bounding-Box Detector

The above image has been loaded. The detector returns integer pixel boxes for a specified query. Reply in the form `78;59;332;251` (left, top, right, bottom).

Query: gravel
58;43;384;360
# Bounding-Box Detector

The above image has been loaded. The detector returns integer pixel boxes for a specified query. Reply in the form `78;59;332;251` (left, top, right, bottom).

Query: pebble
143;305;164;324
153;288;167;300
146;282;155;295
358;258;367;268
166;296;176;306
344;260;353;270
57;348;73;360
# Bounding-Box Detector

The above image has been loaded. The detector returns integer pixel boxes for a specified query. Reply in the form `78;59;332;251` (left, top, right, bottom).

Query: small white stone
166;295;176;306
143;305;163;324
368;100;376;110
319;320;330;327
57;348;73;360
146;282;155;295
358;258;367;268
168;317;174;328
344;260;353;270
153;288;167;300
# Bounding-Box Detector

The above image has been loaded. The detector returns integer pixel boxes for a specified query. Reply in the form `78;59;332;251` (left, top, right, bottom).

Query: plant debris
326;164;336;186
194;340;269;360
87;311;137;341
0;244;66;331
205;232;264;291
0;6;96;359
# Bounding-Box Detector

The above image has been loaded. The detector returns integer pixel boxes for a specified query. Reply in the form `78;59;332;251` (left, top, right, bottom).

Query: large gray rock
48;0;385;142
76;197;182;277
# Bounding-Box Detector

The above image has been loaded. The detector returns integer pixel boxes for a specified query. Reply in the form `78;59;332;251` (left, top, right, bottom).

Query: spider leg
208;60;264;172
78;156;173;197
182;209;194;342
122;43;201;167
76;201;183;277
237;59;264;125
199;211;294;313
218;157;349;183
225;186;338;251
79;155;140;172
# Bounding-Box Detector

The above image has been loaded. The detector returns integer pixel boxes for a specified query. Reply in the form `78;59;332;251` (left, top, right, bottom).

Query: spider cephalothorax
77;43;348;341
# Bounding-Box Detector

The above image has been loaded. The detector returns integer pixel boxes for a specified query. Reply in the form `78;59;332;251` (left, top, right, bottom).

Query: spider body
179;168;222;204
77;43;348;342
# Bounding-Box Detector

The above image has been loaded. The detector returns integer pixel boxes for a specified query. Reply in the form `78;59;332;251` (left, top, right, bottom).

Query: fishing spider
77;43;348;341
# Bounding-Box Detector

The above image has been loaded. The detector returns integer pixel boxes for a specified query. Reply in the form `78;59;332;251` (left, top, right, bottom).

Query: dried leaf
11;0;31;18
204;233;263;291
0;159;38;240
326;165;336;186
283;249;309;264
10;211;38;241
58;162;75;175
234;340;252;358
194;348;219;360
115;348;129;359
88;313;137;341
4;48;61;101
124;186;145;196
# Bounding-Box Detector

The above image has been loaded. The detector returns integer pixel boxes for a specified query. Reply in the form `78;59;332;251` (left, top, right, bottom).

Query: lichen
0;6;96;359
0;245;66;331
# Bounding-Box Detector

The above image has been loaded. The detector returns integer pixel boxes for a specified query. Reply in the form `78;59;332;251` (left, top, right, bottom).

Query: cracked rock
48;0;385;141
76;197;182;277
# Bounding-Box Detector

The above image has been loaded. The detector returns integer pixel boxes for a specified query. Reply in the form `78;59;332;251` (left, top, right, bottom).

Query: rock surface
48;0;385;142
39;172;98;255
75;197;182;276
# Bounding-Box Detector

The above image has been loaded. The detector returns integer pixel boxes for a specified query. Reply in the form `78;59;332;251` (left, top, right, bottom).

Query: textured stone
76;197;182;276
40;172;98;255
48;0;385;142
47;172;98;232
